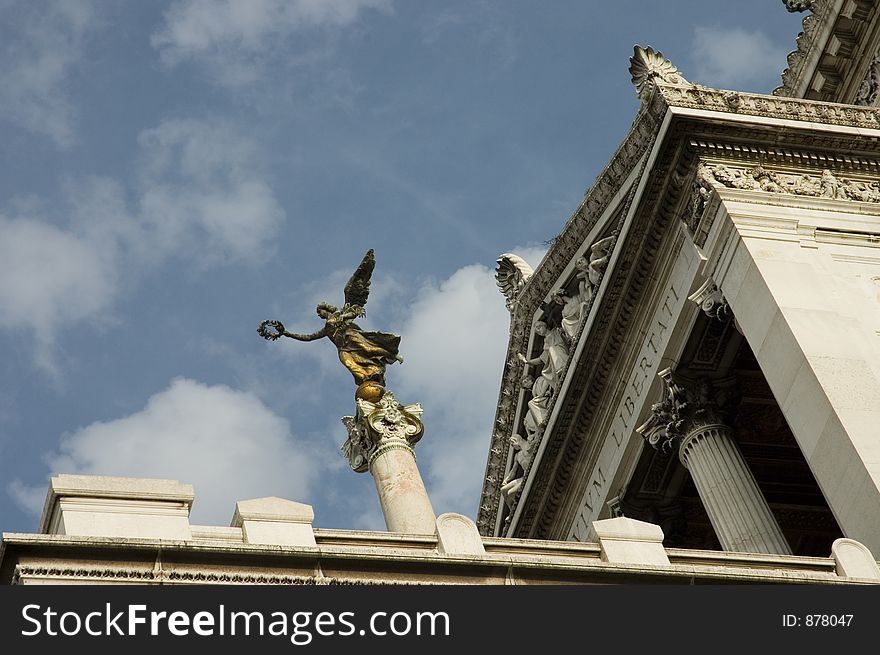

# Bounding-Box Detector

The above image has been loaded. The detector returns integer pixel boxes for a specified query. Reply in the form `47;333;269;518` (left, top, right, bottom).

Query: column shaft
680;424;791;554
370;446;436;534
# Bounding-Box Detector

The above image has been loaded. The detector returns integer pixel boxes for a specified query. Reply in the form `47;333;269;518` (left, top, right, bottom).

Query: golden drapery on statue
258;249;403;390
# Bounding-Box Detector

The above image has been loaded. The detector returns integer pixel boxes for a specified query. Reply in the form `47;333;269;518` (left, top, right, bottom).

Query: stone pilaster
637;370;792;554
342;390;436;534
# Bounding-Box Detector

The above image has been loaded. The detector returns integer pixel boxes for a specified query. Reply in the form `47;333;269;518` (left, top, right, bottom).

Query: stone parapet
232;497;316;548
593;517;670;566
39;474;194;541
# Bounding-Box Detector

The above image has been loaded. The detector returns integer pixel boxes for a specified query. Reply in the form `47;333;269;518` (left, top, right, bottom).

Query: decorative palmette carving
495;253;534;313
636;369;737;453
629;45;690;103
341;390;424;472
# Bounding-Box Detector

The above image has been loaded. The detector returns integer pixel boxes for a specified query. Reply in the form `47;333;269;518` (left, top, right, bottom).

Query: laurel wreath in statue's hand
257;319;286;341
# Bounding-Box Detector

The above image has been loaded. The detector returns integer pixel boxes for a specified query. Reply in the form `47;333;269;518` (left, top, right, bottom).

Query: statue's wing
344;249;375;308
495;253;534;313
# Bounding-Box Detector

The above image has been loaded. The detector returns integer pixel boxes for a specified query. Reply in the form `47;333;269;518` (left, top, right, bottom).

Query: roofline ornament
782;0;813;12
629;45;690;104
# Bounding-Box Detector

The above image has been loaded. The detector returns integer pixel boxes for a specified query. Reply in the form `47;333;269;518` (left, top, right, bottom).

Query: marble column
369;437;436;534
638;369;791;554
341;388;436;534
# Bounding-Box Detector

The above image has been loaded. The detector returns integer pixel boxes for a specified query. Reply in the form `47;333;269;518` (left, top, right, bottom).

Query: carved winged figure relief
258;249;403;386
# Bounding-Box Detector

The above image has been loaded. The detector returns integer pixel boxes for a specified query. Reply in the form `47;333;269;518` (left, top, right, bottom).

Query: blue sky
0;1;805;533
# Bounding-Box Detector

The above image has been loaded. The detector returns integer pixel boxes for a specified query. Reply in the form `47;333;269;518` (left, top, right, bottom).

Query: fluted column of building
638;369;791;555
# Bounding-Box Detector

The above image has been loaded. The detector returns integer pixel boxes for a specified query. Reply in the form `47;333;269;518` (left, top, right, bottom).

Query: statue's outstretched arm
281;327;327;342
517;352;544;367
257;319;328;342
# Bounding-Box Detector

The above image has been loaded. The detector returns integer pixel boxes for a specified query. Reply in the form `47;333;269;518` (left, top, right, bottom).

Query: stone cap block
232;497;316;548
231;497;315;527
435;513;486;556
39;475;194;535
39;474;194;540
832;538;880;580
593;517;670;566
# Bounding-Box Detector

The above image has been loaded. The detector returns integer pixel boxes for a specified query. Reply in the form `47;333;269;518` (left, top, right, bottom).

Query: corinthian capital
636;369;737;452
341;390;424;472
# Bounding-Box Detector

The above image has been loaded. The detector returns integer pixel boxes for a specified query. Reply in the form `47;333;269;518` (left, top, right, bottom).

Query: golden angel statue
258;249;403;388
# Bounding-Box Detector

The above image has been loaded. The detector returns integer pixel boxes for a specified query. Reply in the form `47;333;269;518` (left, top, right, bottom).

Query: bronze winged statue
258;249;403;388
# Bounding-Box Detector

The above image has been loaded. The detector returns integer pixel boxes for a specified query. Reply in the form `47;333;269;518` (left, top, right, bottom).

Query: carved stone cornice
659;83;880;129
636;370;737;454
775;0;880;103
10;563;436;586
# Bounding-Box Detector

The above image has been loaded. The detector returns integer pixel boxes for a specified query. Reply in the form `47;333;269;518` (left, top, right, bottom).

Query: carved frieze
689;164;880;239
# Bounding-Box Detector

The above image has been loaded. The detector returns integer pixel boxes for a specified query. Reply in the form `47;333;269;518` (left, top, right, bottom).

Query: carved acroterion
495;253;534;313
629;45;690;103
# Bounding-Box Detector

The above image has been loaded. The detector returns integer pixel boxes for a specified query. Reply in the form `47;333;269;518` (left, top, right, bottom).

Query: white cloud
691;27;787;90
0;214;118;376
1;118;285;372
394;264;510;516
9;378;315;525
137;118;285;265
0;1;99;146
152;0;391;85
391;247;543;517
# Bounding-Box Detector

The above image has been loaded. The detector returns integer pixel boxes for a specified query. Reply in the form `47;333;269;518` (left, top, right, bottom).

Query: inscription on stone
567;251;692;541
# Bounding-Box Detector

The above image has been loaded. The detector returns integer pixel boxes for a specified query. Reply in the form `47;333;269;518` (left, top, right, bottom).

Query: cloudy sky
0;1;804;533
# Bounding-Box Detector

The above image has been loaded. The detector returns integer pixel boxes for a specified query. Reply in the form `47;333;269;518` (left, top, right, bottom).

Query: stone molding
661;82;880;129
782;0;814;11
